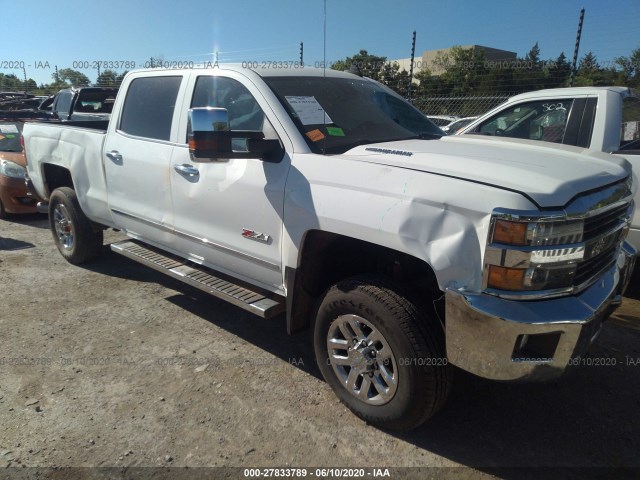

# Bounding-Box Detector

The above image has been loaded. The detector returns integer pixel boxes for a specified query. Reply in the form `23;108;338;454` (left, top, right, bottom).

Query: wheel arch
285;229;442;334
42;163;74;199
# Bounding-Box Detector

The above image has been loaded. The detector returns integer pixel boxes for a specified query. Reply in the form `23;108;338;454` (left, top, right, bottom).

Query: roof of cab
130;64;362;79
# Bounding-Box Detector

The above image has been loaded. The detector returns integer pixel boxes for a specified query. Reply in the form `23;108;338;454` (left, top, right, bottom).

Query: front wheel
49;187;103;264
313;276;452;431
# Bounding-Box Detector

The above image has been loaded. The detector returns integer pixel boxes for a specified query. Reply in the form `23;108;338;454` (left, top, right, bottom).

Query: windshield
0;122;23;152
263;75;443;154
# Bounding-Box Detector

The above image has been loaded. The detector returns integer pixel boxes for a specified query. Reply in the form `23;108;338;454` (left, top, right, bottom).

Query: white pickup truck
23;66;637;431
458;86;640;249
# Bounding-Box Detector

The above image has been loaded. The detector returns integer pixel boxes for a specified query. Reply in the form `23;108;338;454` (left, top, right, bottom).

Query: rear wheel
313;276;451;431
49;187;103;264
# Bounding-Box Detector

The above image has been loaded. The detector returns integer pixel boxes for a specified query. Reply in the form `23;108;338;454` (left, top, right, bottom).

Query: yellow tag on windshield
306;129;325;142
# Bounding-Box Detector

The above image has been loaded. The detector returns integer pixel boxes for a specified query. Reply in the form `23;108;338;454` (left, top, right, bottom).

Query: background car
426;114;460;129
442;116;478;134
0;121;37;218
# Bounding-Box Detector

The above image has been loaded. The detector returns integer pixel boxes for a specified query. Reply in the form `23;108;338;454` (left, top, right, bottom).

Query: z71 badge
241;228;271;243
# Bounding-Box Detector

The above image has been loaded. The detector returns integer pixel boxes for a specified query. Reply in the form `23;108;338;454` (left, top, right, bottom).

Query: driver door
169;72;290;291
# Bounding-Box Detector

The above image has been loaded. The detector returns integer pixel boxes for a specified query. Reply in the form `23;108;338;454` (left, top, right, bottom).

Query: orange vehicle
0;121;37;218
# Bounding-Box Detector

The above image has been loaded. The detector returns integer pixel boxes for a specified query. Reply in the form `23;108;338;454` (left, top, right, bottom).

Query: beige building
392;45;517;76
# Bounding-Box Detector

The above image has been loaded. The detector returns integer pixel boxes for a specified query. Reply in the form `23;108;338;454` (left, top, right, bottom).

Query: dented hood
341;135;631;208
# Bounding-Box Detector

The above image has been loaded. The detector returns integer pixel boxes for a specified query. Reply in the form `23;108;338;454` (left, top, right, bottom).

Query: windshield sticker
326;126;345;137
305;129;326;142
285;96;333;125
0;124;19;134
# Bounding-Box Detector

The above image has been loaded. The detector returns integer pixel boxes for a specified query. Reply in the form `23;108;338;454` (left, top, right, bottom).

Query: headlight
0;159;27;179
492;218;584;246
485;215;587;293
486;262;578;291
484;199;629;297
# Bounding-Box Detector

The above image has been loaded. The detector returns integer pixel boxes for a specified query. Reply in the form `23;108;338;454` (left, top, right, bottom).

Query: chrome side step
110;240;285;319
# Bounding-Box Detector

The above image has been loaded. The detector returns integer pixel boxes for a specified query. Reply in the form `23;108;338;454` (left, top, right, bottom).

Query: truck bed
24;119;109;132
23;120;113;227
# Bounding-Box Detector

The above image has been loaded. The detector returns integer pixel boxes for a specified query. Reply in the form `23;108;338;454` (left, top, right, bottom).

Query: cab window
478;99;574;144
119;76;182;141
190;76;270;151
620;95;640;150
54;91;73;118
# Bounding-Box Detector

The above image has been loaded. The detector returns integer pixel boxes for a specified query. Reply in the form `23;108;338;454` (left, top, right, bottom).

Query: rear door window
119;76;182;141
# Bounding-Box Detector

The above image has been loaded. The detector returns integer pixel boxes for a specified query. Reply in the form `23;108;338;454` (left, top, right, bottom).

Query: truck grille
574;248;618;286
583;204;629;241
571;190;632;290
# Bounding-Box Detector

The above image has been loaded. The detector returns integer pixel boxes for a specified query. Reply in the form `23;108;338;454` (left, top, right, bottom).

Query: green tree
511;42;546;92
96;69;119;87
614;47;640;87
432;46;488;95
545;52;571;88
56;68;90;87
574;52;605;86
525;42;541;65
147;56;164;68
331;49;388;82
0;73;24;91
479;65;515;94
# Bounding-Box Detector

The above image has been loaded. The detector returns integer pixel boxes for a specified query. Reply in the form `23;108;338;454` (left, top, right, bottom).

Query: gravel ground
1;213;640;480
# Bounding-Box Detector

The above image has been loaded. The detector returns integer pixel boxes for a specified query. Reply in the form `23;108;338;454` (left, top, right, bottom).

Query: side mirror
188;107;232;162
188;107;283;163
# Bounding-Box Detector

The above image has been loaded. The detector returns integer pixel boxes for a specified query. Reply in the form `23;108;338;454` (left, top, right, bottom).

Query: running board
110;240;285;319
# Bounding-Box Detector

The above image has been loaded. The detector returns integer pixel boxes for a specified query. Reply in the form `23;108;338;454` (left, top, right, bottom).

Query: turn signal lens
493;220;527;245
487;265;526;290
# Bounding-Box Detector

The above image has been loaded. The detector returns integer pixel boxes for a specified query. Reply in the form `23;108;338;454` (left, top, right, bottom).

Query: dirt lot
1;213;640;479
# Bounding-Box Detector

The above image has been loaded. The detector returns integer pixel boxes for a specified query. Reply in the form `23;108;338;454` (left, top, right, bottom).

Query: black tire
0;198;6;219
48;187;103;264
313;276;452;431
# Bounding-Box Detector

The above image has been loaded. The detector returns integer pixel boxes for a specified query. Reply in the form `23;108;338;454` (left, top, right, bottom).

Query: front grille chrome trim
484;178;634;300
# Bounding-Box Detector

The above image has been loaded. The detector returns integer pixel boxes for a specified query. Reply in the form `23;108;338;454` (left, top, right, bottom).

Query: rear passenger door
104;73;186;250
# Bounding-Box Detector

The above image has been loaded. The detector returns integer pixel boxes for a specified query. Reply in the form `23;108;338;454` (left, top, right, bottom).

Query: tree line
0;68;128;96
331;44;640;98
1;47;639;101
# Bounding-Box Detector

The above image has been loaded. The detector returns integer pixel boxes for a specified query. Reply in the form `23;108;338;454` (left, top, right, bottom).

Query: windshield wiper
395;133;443;141
323;139;381;154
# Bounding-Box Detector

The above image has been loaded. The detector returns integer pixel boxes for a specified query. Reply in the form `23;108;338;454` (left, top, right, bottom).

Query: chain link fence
2;83;515;122
412;93;514;118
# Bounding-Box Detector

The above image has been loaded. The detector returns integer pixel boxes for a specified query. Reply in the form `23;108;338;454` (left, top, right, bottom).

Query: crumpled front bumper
445;242;636;381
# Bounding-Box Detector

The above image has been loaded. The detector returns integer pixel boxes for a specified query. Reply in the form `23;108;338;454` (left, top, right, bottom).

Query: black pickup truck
0;87;118;121
49;87;118;121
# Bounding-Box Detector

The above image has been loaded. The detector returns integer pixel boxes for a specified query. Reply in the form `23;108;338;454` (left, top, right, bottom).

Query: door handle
106;151;122;162
174;164;200;177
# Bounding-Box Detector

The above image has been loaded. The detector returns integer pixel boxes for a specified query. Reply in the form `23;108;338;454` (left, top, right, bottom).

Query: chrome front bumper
627;227;640;255
445;242;636;381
